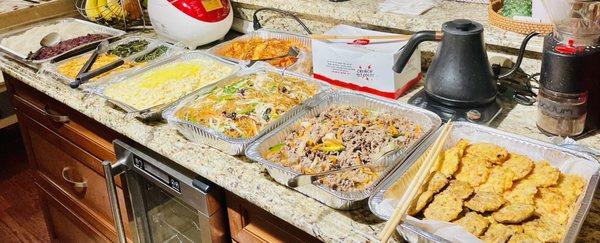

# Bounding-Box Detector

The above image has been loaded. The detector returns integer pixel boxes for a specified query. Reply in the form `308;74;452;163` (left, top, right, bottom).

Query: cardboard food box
312;25;422;99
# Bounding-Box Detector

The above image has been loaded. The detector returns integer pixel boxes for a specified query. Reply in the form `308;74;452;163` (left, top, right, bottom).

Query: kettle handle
393;31;443;73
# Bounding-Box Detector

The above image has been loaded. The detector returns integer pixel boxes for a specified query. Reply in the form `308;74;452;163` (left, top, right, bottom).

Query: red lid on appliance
555;39;586;55
170;0;230;23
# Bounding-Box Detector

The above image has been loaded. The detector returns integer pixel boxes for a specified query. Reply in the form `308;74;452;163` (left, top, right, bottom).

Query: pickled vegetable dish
175;71;318;139
57;53;139;81
217;37;303;68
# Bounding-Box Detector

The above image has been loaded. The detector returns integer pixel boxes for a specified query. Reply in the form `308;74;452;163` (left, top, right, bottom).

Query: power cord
252;8;312;34
493;32;541;106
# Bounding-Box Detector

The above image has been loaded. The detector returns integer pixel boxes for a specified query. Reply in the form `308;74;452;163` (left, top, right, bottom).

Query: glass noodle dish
263;105;423;191
174;71;319;139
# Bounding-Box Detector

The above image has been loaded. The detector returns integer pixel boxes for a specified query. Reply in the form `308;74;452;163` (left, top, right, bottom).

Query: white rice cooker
148;0;233;49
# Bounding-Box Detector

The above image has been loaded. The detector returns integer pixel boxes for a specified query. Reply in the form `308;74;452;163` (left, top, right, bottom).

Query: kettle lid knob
453;19;474;31
443;19;483;34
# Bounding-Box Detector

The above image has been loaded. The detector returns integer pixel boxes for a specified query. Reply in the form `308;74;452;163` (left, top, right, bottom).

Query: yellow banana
107;0;128;20
84;0;100;21
97;0;114;21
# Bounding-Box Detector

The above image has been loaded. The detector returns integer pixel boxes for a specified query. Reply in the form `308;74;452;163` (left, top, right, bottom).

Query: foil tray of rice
245;90;442;209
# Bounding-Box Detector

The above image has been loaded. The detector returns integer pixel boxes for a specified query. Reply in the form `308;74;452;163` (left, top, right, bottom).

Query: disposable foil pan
43;36;180;89
245;90;442;210
368;121;600;243
0;17;125;68
207;29;312;74
162;64;330;155
90;51;240;121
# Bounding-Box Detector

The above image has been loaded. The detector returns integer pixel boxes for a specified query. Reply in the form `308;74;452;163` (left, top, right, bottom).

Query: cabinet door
17;112;131;242
38;182;111;243
226;193;321;243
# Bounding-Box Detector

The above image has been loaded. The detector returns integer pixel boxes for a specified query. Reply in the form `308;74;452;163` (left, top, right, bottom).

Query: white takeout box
312;25;422;99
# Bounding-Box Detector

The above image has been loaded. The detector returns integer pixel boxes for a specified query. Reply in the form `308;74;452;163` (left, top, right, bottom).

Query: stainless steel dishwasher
103;139;228;243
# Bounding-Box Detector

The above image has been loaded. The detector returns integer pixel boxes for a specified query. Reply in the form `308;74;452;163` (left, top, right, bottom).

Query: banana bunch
85;0;128;22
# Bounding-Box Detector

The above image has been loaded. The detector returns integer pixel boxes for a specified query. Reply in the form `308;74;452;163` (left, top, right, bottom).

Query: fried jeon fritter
522;217;564;242
423;193;464;221
481;223;517;243
493;204;535;224
527;161;560;188
478;166;516;194
453;212;490;237
443;180;474;199
412;190;435;215
466;192;505;213
456;155;492;187
508;233;541;243
504;181;538;205
534;187;573;225
553;174;585;205
502;154;534;180
465;143;509;164
428;172;449;192
439;139;469;177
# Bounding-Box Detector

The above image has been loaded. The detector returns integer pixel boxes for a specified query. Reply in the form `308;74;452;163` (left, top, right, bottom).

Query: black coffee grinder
393;19;533;124
536;0;600;137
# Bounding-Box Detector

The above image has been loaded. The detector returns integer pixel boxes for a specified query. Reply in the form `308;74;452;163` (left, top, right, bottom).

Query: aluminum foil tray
43;36;181;89
0;17;125;68
162;64;330;155
90;51;240;121
207;29;312;74
368;121;600;243
245;90;442;210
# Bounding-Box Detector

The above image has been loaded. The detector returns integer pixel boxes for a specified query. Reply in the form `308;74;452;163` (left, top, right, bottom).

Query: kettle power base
408;89;502;125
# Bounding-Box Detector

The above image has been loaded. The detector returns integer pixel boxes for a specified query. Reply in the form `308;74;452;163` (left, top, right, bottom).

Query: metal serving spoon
286;144;399;188
27;32;60;60
247;46;300;67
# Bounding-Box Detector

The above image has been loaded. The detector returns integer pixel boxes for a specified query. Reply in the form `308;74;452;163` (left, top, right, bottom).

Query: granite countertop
1;52;599;241
0;0;53;15
231;0;545;53
0;1;598;241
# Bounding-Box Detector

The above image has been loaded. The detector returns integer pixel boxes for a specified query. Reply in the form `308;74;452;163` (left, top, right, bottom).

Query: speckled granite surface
0;1;599;241
230;0;544;75
1;54;598;242
0;0;40;14
231;0;545;53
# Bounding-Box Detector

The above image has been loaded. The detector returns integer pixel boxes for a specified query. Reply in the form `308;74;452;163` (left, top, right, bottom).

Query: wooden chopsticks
310;34;412;41
378;121;454;242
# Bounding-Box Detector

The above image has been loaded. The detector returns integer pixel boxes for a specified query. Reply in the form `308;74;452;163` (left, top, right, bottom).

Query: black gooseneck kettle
394;19;534;111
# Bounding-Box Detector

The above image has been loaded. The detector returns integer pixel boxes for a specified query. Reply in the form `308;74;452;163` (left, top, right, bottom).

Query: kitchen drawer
19;113;131;239
8;76;118;162
226;192;321;243
38;182;111;243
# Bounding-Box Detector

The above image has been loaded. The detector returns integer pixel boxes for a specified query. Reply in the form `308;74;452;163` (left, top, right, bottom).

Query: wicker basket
488;0;553;35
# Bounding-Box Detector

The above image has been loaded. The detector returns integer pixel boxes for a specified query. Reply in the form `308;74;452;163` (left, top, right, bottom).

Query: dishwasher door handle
102;159;128;243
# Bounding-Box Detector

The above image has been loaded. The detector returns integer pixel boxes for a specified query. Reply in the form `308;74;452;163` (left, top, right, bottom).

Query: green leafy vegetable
135;45;168;63
269;143;285;152
109;40;149;58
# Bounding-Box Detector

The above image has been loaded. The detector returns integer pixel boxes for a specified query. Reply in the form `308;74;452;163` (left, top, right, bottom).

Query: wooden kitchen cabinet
226;192;321;243
5;74;129;242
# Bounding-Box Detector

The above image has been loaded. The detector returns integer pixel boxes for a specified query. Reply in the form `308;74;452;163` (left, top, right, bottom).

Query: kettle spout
393;31;443;73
